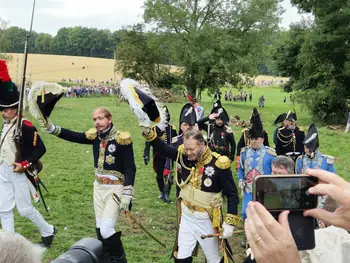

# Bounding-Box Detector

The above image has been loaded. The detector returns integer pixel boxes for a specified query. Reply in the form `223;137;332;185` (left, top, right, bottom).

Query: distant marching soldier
143;106;177;203
235;108;269;171
237;112;276;248
198;102;236;162
275;111;305;162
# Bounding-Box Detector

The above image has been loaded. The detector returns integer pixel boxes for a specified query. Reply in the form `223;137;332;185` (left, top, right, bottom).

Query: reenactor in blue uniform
237;110;276;248
236;108;269;171
198;104;236;162
275;111;305;161
144;106;177;202
142;127;240;263
41;107;136;263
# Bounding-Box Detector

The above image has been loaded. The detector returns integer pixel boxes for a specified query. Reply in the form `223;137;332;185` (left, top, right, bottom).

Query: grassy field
6;53;288;85
14;85;350;263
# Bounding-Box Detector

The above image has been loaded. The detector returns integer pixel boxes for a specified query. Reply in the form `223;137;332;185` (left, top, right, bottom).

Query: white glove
221;222;234;239
38;117;55;134
119;195;132;211
141;126;151;134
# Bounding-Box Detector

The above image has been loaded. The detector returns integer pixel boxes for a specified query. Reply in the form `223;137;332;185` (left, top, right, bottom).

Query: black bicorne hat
213;99;222;108
303;124;319;153
249;107;264;138
179;103;197;128
211;106;229;124
286;110;297;121
274;113;287;125
162;105;170;123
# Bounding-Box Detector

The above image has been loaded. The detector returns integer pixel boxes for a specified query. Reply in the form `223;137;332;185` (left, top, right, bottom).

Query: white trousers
93;182;123;239
177;203;221;263
0;163;53;237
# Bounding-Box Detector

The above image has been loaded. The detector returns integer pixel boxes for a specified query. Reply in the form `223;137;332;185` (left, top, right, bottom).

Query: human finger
253;202;282;239
303;209;337;227
245;217;265;259
305;169;346;187
308;184;346;204
247;202;274;244
278;211;294;238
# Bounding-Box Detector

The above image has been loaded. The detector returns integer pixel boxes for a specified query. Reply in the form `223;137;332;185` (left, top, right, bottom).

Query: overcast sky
1;0;304;35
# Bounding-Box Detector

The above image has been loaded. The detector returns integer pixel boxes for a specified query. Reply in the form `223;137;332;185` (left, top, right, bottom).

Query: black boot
41;227;57;248
158;192;165;200
163;193;171;203
105;232;127;263
174;257;193;263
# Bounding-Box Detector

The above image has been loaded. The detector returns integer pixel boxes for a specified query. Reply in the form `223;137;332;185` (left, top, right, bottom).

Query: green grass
14;86;350;262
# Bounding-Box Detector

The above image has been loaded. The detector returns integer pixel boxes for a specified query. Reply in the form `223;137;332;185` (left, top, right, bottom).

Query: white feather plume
28;82;67;122
119;78;166;130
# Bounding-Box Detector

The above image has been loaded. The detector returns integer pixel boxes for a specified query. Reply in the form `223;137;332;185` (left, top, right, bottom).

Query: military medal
204;166;215;177
108;144;116;153
204;178;212;187
105;154;115;165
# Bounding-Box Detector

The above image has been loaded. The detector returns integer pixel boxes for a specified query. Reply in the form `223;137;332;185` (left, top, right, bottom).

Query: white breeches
0;163;53;236
177;203;221;263
94;182;123;239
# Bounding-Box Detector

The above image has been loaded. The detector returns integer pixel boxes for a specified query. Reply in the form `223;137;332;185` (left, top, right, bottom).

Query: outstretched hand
303;168;350;231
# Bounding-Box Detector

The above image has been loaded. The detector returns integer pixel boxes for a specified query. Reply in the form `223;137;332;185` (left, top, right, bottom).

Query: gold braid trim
117;132;132;145
85;128;97;140
267;147;277;156
225;213;241;226
143;128;157;142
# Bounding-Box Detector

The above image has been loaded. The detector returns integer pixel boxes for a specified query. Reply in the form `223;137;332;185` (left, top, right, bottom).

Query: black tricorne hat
0;60;19;110
211;106;229;124
303;124;319;153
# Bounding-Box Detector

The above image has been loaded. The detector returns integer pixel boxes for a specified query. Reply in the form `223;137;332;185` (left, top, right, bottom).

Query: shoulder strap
0;122;16;150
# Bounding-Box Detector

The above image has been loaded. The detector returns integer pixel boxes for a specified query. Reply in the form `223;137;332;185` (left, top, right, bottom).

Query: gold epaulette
267;147;277;156
241;128;248;133
117;132;132;145
143;128;157;142
298;126;304;132
225;213;241;226
85;128;97;140
226;127;233;133
171;125;177;131
323;154;335;164
215;155;231;169
178;144;185;154
241;147;247;153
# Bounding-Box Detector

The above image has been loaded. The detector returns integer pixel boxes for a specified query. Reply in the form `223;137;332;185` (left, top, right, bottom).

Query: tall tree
0;16;10;60
275;0;350;124
142;0;282;96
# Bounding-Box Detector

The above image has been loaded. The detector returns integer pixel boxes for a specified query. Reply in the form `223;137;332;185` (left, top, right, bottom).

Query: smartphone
253;175;318;250
253;175;318;211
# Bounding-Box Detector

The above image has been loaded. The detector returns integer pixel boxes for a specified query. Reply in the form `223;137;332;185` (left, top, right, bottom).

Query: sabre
201;230;245;239
112;193;166;248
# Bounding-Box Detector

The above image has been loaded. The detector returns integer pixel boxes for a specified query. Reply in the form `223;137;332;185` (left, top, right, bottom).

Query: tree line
0;24;122;58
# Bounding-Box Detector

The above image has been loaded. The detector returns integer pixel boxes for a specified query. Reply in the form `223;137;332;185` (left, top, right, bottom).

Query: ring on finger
255;236;262;243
